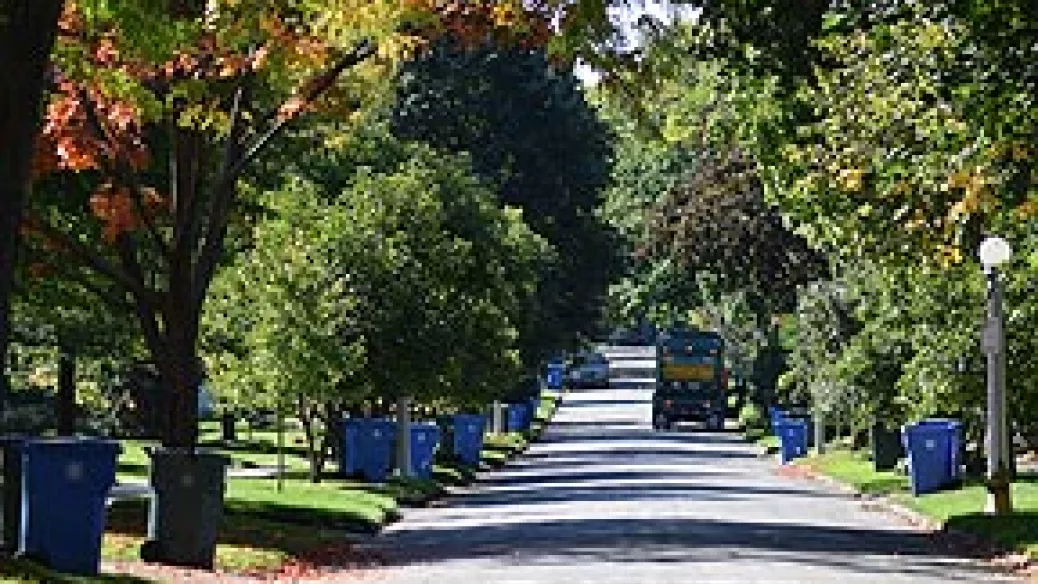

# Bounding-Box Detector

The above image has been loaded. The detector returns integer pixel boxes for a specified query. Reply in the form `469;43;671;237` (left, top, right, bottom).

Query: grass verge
102;477;400;574
798;448;1038;561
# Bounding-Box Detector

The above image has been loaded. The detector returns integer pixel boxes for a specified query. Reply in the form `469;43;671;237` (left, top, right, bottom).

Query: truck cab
653;327;726;431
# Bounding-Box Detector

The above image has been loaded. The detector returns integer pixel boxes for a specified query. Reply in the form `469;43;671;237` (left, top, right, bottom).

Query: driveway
358;349;1017;583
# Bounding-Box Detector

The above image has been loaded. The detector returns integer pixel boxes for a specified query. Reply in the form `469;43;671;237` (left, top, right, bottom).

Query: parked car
568;351;610;388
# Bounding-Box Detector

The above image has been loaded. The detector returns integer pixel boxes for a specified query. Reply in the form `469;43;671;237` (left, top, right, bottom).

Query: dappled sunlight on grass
799;448;1038;560
97;392;560;577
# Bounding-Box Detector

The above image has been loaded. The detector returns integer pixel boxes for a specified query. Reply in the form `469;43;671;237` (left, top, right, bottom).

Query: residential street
360;347;1018;584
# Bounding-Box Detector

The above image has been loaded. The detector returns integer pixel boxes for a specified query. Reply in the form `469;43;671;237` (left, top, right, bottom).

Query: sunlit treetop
29;0;565;244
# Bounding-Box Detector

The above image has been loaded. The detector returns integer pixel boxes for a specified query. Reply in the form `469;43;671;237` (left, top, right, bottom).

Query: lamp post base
986;471;1013;515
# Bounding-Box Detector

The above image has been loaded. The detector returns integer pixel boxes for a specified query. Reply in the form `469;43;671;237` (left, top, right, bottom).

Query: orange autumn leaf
34;80;150;179
277;96;309;123
89;184;139;242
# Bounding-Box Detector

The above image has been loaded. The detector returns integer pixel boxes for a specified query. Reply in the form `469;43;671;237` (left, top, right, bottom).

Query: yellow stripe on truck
660;363;714;380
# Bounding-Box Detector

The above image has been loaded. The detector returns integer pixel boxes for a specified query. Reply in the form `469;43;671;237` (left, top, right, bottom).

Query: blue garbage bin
339;418;363;476
358;419;396;482
19;438;121;575
506;402;532;432
774;418;808;464
915;419;962;480
546;368;564;390
452;414;486;466
769;407;788;430
409;424;441;479
903;420;960;495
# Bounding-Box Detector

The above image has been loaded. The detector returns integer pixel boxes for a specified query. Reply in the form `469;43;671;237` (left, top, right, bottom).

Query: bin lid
903;423;954;435
916;418;962;428
23;437;122;453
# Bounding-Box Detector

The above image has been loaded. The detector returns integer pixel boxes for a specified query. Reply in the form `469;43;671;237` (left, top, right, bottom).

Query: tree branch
27;214;147;299
190;77;251;305
228;40;376;182
192;40;376;304
58;267;137;314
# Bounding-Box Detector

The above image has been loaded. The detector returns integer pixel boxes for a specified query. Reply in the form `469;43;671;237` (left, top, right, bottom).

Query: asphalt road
359;347;1017;584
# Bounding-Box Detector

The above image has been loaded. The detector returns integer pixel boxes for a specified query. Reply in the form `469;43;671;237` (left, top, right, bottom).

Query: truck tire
653;413;670;431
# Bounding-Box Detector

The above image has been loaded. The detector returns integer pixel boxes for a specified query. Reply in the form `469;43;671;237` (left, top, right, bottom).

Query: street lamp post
979;236;1013;515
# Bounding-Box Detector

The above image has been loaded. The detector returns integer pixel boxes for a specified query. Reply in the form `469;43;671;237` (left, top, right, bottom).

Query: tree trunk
56;339;76;435
297;395;323;483
150;316;202;448
814;412;826;455
320;401;345;471
0;0;66;415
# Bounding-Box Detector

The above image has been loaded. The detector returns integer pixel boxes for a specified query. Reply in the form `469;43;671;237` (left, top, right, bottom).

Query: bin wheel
140;539;165;563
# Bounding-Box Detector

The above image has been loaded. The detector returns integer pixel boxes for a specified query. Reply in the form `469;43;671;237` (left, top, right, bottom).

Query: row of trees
597;0;1036;451
1;1;623;476
0;1;648;566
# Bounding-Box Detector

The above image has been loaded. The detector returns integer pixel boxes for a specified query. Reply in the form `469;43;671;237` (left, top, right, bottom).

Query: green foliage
781;4;1036;262
391;40;621;362
783;257;1038;442
738;402;767;437
204;176;368;411
601;1;1038;443
204;137;547;413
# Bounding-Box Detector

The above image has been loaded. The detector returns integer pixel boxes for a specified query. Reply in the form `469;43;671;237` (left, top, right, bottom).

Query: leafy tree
781;4;1036;264
10;259;144;434
391;40;621;363
205;140;547;479
19;1;558;447
646;150;826;313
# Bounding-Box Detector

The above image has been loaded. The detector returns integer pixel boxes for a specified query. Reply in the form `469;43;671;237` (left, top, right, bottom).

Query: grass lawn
755;434;780;453
103;476;402;574
798;448;1038;560
102;424;406;575
482;431;529;466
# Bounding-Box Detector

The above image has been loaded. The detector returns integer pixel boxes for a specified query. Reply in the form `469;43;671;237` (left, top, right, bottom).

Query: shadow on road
475;468;745;487
456;482;841;506
373;517;992;582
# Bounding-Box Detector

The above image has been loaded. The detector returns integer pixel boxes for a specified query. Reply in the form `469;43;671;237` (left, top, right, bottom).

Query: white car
568;352;610;388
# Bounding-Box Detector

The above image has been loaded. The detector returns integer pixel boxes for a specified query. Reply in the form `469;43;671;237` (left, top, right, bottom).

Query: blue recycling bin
769;407;788;429
409;424;441;479
19;438;121;575
358;419;396;483
546;369;563;390
774;418;808;464
915;419;962;480
545;361;566;390
506;402;533;432
902;420;960;495
339;418;363;476
452;414;486;466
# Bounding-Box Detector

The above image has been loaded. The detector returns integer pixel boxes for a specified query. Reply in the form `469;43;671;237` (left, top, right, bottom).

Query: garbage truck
653;326;727;431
